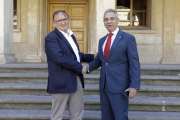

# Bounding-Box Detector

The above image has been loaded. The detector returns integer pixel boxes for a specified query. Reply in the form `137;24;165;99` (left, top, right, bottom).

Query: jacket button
106;63;108;65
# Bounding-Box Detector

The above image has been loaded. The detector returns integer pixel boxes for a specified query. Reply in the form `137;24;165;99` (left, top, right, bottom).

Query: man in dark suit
86;9;140;120
45;10;96;120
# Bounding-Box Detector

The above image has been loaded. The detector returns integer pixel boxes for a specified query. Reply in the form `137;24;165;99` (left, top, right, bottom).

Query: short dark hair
53;10;69;21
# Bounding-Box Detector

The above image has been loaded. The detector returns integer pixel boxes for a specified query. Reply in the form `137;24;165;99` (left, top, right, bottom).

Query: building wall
12;0;180;64
13;0;28;62
135;0;163;64
174;0;180;63
13;0;46;62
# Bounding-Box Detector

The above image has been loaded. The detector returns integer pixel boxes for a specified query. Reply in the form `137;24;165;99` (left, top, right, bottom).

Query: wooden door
48;0;88;53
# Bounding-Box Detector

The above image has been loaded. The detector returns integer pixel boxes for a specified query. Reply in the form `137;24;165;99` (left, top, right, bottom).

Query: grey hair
103;9;118;19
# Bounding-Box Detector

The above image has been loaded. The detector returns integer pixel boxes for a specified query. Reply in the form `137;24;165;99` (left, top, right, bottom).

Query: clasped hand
81;64;89;74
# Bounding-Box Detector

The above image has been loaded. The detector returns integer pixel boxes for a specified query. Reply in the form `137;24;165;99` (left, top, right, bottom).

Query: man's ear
68;18;70;24
53;21;55;27
117;18;120;24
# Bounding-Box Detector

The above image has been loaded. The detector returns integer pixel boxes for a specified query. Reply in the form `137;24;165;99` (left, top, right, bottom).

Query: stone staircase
0;64;180;120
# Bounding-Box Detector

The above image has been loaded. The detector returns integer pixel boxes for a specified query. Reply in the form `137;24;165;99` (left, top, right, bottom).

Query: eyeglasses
54;18;69;24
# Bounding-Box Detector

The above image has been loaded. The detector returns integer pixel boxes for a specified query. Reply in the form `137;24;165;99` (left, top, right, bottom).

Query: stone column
24;0;42;62
161;0;177;64
0;0;17;63
38;0;47;62
88;0;97;54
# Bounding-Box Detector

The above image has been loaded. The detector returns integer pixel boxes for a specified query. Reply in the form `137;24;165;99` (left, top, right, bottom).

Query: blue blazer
45;28;94;94
89;28;140;93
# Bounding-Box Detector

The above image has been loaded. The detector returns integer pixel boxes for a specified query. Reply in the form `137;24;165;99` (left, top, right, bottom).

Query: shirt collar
58;29;73;36
108;27;119;35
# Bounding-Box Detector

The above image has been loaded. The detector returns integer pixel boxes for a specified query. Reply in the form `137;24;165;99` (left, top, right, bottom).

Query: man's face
103;12;119;32
53;12;70;33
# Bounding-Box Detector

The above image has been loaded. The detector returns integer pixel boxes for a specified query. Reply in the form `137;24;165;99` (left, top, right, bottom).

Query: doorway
48;0;88;53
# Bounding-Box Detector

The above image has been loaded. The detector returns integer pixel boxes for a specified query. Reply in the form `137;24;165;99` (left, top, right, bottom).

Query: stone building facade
0;0;180;64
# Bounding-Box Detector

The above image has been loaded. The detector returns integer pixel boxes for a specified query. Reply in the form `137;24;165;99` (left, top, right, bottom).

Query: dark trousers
100;79;129;120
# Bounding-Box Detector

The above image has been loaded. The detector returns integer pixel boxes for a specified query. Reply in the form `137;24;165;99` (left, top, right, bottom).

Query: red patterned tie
104;33;113;61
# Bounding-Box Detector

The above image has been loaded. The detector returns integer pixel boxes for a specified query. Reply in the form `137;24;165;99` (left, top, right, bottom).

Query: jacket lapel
55;28;74;52
71;34;80;51
107;29;123;61
71;34;81;60
100;35;108;62
54;28;79;56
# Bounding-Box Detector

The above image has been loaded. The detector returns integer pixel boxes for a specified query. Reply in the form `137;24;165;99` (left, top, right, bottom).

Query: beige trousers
51;76;84;120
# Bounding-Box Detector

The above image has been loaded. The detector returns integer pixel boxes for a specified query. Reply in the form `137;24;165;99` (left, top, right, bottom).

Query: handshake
81;51;98;74
81;64;89;74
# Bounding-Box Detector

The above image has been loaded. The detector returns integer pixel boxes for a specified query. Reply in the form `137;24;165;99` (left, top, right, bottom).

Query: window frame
13;0;21;32
116;0;151;29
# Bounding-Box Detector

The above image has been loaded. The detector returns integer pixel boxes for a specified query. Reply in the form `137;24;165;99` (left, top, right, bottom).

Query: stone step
0;95;180;112
140;75;180;86
139;85;180;97
0;73;48;84
141;64;180;75
1;73;180;86
0;83;49;96
85;74;180;85
0;83;180;97
0;73;98;84
0;63;99;74
0;64;48;73
83;84;180;97
0;109;180;120
1;64;180;75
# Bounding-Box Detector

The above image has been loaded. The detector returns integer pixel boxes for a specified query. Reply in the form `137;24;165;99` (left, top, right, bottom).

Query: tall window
13;0;17;29
116;0;149;28
13;0;20;31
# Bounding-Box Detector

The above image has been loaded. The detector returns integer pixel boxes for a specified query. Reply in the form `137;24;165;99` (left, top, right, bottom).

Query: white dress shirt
102;27;119;54
59;29;80;63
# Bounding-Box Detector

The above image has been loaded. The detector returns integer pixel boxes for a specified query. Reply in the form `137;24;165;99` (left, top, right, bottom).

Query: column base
0;54;17;63
161;57;177;64
24;55;42;62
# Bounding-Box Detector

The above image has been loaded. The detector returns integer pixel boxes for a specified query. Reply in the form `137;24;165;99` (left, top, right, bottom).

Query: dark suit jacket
89;28;140;93
45;28;94;94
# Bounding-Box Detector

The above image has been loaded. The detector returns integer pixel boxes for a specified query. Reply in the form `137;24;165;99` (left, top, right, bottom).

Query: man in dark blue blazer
86;9;140;120
45;10;96;120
